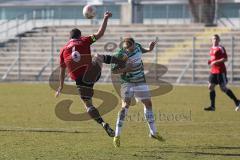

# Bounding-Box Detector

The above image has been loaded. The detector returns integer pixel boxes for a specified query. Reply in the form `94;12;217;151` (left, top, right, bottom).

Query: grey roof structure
0;0;128;6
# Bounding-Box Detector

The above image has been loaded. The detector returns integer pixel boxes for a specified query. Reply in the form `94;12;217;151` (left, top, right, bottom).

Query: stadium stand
0;24;239;84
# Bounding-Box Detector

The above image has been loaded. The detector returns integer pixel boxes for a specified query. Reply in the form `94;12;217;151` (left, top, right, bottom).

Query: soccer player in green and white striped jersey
111;37;164;147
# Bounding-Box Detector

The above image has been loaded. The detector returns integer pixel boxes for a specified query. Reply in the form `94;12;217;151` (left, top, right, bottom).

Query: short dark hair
213;34;220;41
70;28;81;39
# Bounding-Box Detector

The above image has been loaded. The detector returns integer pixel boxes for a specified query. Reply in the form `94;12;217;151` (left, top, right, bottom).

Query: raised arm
140;41;157;53
93;11;112;40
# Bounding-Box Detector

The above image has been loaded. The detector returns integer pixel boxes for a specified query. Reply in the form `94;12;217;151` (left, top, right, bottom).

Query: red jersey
59;36;96;80
209;45;227;74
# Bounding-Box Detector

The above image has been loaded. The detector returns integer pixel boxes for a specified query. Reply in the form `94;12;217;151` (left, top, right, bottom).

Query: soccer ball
83;5;96;19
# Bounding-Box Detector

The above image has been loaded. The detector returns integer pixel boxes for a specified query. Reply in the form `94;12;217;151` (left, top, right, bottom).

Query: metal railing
37;36;55;81
1;58;18;80
0;12;35;41
0;9;109;43
0;33;239;84
176;59;192;84
175;36;237;84
1;37;21;80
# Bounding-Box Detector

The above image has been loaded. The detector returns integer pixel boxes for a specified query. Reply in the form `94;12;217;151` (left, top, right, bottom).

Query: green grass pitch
0;83;240;160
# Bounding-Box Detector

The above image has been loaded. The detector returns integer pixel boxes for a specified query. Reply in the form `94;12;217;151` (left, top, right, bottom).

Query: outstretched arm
55;67;66;97
93;11;112;40
141;41;157;53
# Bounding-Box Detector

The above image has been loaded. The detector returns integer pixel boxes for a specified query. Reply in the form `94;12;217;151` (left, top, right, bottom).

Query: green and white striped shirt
111;43;146;84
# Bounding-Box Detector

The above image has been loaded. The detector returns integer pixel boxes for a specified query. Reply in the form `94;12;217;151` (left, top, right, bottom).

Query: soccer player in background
56;11;124;137
111;37;164;147
204;34;240;112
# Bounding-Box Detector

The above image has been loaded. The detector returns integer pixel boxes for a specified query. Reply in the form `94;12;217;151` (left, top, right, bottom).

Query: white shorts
121;82;151;101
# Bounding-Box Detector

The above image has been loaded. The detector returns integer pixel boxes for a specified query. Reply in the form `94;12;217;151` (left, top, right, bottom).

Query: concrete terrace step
31;29;203;38
25;32;202;38
52;25;205;31
3;41;182;49
0;24;239;83
17;36;191;41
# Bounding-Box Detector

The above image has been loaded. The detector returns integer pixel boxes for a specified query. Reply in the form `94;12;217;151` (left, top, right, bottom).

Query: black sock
103;55;125;66
87;106;104;124
210;91;216;108
226;89;239;106
103;55;112;64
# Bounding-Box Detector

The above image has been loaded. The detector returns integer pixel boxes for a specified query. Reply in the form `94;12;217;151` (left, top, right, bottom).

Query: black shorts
209;73;228;85
75;63;101;100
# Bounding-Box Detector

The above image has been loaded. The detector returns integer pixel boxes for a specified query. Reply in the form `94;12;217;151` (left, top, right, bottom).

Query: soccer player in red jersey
204;34;240;111
55;11;124;137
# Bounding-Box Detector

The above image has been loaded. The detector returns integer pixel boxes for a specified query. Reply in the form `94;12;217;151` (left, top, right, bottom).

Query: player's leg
141;99;155;135
76;78;115;137
93;54;125;66
113;83;133;147
83;59;102;84
135;83;164;141
220;84;239;106
141;99;155;134
141;98;164;141
113;99;130;147
76;77;102;122
115;99;130;137
219;74;240;111
204;74;216;111
80;86;115;137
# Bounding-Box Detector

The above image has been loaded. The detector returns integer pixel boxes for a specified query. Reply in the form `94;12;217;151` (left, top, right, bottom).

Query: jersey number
71;46;81;62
